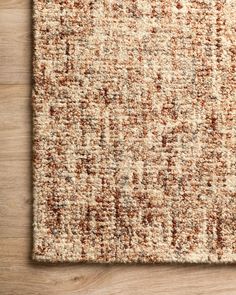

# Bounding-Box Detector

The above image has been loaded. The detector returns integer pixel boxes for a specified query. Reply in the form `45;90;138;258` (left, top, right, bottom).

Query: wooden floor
1;1;236;294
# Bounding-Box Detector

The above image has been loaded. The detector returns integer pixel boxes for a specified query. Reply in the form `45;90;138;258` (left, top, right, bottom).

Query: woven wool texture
33;0;236;263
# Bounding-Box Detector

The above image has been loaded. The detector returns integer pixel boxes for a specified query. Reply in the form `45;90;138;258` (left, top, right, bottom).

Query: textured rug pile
33;0;236;263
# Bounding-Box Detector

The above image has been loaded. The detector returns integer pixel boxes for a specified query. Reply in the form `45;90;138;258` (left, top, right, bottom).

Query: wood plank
0;10;31;84
0;0;30;9
0;9;30;25
0;85;31;160
0;86;32;237
0;85;30;98
1;237;236;295
0;160;31;238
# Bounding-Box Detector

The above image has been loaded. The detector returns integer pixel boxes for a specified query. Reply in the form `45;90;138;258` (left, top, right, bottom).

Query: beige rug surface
33;0;236;263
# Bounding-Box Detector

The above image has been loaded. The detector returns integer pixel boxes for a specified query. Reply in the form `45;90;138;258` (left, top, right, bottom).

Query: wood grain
0;0;30;9
0;9;31;84
1;4;236;295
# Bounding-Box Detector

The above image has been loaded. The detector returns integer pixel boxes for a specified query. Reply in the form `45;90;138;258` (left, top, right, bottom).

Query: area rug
32;0;236;263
